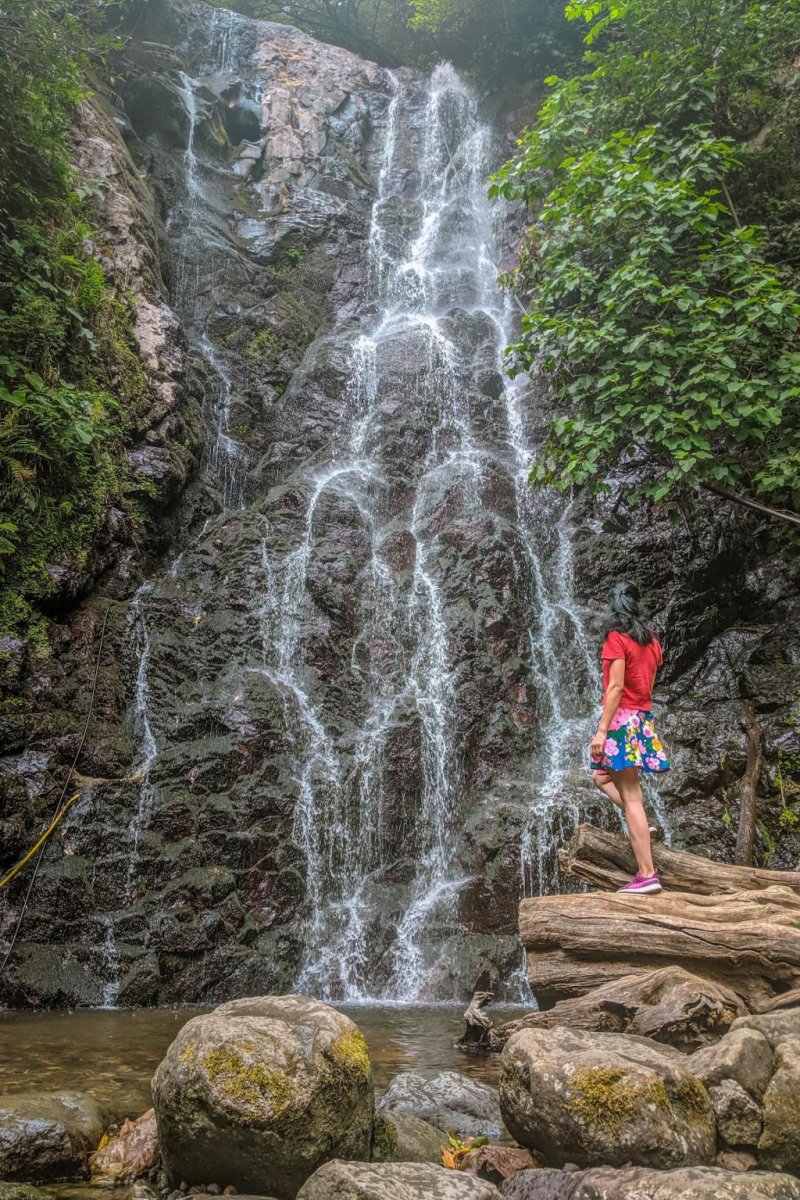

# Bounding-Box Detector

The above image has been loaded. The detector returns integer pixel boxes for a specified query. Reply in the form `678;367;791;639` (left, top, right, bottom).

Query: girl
590;581;670;894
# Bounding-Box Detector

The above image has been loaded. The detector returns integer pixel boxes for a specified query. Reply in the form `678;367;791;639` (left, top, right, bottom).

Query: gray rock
686;1026;774;1099
376;1070;503;1138
0;1090;108;1183
758;1035;800;1171
709;1079;762;1147
733;1008;800;1050
371;1110;445;1163
500;1027;715;1169
0;1186;52;1200
296;1160;502;1199
501;1166;800;1199
152;996;373;1199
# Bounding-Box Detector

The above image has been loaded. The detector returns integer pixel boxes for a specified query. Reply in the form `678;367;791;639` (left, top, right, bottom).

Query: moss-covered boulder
500;1027;715;1169
151;995;373;1199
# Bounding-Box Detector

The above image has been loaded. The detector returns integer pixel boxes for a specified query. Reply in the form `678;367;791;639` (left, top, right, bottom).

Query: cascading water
116;11;604;1008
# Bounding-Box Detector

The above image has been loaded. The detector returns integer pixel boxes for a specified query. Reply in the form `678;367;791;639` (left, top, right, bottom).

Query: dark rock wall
0;0;798;1009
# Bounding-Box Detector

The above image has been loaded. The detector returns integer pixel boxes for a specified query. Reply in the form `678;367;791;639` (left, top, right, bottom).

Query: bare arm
590;658;625;760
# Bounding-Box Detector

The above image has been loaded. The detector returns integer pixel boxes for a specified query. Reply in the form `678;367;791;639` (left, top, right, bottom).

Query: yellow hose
0;790;82;892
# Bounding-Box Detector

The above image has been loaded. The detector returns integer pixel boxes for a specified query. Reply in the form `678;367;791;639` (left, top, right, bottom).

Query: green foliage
492;0;800;514
0;0;147;640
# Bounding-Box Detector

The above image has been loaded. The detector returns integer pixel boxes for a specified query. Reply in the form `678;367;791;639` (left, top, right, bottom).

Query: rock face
0;1091;108;1183
500;1027;716;1169
518;886;800;1010
503;1166;800;1200
296;1160;502;1199
151;996;373;1199
376;1071;503;1139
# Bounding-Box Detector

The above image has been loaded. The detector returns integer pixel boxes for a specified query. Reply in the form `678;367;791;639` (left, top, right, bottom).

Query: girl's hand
590;730;606;761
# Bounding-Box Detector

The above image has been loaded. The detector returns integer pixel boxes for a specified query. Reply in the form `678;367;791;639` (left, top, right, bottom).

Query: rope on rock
0;790;83;892
0;601;112;979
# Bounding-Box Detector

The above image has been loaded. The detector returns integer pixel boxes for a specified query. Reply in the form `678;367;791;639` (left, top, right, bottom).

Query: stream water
0;1004;524;1114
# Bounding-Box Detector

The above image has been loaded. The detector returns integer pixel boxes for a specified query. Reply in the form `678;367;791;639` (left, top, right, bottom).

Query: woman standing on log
590;581;670;894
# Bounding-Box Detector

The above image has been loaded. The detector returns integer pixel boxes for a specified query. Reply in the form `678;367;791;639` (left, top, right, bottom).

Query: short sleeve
601;630;627;662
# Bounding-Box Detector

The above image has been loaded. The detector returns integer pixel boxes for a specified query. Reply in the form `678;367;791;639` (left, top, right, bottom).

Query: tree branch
701;481;800;529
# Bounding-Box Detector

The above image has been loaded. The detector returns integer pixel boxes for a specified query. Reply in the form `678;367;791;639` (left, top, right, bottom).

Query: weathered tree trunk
558;823;800;896
734;701;763;866
495;965;745;1052
519;885;800;1011
457;990;499;1052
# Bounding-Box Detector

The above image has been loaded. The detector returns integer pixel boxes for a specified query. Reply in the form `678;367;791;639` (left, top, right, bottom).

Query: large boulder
376;1071;503;1138
500;1027;715;1169
0;1090;108;1182
296;1160;501;1198
151;995;373;1199
502;1165;800;1199
371;1111;444;1163
709;1080;762;1148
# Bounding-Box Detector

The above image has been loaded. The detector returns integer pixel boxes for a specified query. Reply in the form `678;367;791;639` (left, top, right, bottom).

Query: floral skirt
592;707;671;774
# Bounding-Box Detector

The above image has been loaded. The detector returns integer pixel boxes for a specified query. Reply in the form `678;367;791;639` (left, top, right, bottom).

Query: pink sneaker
617;872;662;894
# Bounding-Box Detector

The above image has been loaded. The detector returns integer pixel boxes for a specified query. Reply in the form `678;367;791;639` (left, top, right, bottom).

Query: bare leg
611;766;656;878
592;769;623;811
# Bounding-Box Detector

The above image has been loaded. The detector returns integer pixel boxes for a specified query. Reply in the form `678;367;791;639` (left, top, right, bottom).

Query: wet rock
370;1111;445;1163
502;1165;800;1199
152;996;373;1199
376;1071;503;1138
500;1027;715;1169
709;1080;762;1148
0;1186;52;1200
89;1107;160;1183
0;1090;109;1182
686;1026;774;1100
295;1160;502;1199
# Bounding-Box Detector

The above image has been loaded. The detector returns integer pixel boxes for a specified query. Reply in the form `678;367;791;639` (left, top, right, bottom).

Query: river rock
757;1035;800;1171
376;1071;503;1138
371;1111;444;1163
0;1090;109;1182
502;1166;800;1199
151;996;373;1199
686;1026;774;1099
89;1106;159;1183
296;1160;502;1199
460;1144;538;1184
500;1027;715;1169
0;1187;52;1200
709;1080;762;1148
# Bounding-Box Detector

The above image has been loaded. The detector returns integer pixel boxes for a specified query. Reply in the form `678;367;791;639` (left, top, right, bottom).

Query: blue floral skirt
591;707;671;774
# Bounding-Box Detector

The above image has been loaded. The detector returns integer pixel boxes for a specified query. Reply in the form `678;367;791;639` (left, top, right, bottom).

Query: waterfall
118;12;603;1007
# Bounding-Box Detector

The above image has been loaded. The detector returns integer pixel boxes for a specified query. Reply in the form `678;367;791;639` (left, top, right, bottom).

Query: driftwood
735;701;763;866
457;991;500;1052
519;884;800;1011
558;823;800;896
495;965;746;1053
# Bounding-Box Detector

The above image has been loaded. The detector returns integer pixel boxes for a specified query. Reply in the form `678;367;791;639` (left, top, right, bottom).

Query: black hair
603;580;655;646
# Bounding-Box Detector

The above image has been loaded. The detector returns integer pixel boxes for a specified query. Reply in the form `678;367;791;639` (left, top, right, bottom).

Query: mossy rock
500;1026;715;1170
370;1110;445;1164
152;994;374;1199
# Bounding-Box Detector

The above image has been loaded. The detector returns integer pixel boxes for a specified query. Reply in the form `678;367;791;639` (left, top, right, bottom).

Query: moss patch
371;1113;399;1163
567;1066;671;1139
330;1029;371;1078
202;1044;294;1117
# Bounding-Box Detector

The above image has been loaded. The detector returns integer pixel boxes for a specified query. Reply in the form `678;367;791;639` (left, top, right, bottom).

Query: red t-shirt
601;630;663;711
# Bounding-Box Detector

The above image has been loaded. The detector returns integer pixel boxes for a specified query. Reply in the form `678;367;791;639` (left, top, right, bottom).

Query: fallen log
519;885;800;1011
558;823;800;895
494;965;746;1053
